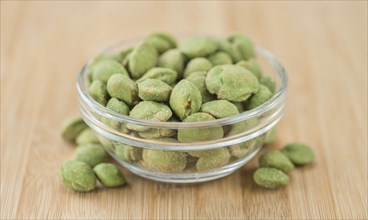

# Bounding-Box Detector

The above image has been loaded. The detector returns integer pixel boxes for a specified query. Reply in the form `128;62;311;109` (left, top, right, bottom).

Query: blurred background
1;1;367;219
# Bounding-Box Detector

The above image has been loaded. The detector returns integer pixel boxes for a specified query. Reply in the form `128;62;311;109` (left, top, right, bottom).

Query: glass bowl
77;38;288;183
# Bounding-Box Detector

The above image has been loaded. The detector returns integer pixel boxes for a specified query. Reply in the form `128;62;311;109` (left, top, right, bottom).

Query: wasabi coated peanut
236;59;262;80
196;148;231;171
228;34;255;60
129;41;158;79
101;98;130;129
75;143;109;167
137;79;172;102
89;80;109;106
259;151;295;173
186;71;216;103
206;64;259;102
179;36;218;58
208;52;233;66
177;113;223;143
110;47;133;63
218;40;242;63
183;57;213;79
61;116;88;142
245;85;272;110
227;118;258;137
61;160;96;192
201;100;239;118
229;139;257;158
107;74;138;106
158;49;185;78
253;167;289;189
145;32;176;54
232;102;245;113
76;128;99;145
115;144;142;162
127;101;172;132
260;76;276;94
142;149;187;173
92;59;129;83
138;128;176;139
264;128;277;144
93;163;126;187
281;143;315;165
169;80;202;120
136;67;178;85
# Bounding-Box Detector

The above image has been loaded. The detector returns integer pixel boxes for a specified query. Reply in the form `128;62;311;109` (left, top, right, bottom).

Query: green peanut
206;64;259;102
281;143;315;165
138;79;172;102
158;49;185;78
245;85;272;110
93;163;126;187
76;128;99;145
169;79;202;120
101;98;130;129
179;36;218;58
89;80;109;106
145;32;176;54
136;67;177;85
264;128;277;144
236;59;262;80
138;128;176;139
183;57;213;78
61;116;88;142
186;71;216;103
129;41;158;79
228;34;255;60
259;151;295;173
253;167;289;189
178;113;223;143
260;76;276;94
115;144;142;162
75;143;109;167
201;100;239;118
196;148;231;171
61;160;96;192
142;149;187;173
107;74;138;106
208;52;233;66
218;40;242;63
229;139;257;158
92;59;129;83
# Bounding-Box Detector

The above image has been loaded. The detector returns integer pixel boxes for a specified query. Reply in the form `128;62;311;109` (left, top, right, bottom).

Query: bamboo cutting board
1;1;367;219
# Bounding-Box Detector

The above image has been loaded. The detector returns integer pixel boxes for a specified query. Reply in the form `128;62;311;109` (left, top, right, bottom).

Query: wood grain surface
1;1;367;219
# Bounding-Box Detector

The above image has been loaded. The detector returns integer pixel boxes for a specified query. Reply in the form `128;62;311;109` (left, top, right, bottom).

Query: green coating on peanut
236;59;262;80
76;128;99;145
281;143;315;165
218;40;242;63
129;41;158;79
196;148;230;171
183;57;213;78
245;85;272;110
101;98;130;129
136;67;177;85
93;163;126;187
259;151;295;173
232;102;245;113
107;74;138;106
127;101;172;132
208;52;233;66
61;160;96;192
142;149;187;173
145;32;176;54
75;143;109;167
186;71;216;103
115;144;142;162
92;59;129;83
253;167;289;189
89;80;108;106
111;47;133;63
179;36;218;58
61;116;88;142
169;80;202;120
229;139;256;158
228;34;255;60
201;100;239;118
138;79;172;102
260;76;276;94
264;128;277;144
227;118;258;137
138;128;176;139
206;64;259;102
178;113;223;143
158;49;185;78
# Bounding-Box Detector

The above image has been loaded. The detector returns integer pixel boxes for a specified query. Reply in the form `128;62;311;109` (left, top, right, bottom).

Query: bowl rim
76;38;288;129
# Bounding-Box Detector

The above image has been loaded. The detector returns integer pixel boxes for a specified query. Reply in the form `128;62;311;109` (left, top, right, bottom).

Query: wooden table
1;1;367;219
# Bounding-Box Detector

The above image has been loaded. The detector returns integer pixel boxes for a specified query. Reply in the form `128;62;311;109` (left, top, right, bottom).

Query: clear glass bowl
77;38;288;183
